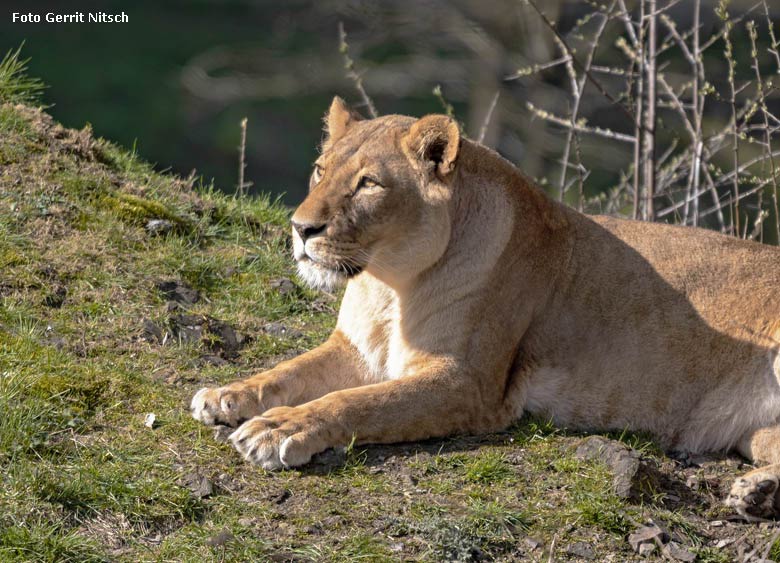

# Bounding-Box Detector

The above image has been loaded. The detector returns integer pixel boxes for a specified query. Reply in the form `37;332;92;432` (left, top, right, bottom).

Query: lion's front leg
229;361;516;469
190;331;362;427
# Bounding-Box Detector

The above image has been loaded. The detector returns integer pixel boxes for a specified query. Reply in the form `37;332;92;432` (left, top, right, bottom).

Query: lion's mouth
297;254;364;278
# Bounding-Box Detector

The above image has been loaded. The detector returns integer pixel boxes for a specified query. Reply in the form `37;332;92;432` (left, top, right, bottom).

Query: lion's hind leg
727;426;780;520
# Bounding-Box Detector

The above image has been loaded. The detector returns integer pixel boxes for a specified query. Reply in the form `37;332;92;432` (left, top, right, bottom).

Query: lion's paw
726;468;780;521
190;385;260;427
228;407;331;470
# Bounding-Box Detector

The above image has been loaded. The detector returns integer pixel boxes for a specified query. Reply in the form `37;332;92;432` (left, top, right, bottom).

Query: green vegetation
0;45;45;105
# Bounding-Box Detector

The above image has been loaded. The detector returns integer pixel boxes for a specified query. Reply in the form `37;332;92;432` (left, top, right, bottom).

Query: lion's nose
291;220;326;242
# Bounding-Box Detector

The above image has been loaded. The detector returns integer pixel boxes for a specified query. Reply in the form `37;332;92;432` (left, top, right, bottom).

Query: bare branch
477;91;501;145
526;102;636;143
523;0;636;123
338;22;378;118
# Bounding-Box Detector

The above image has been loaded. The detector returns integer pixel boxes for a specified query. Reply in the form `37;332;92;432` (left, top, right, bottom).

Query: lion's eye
312;164;324;183
357;176;382;190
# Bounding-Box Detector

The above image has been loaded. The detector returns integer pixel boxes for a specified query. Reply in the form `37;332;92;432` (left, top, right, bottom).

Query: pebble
565;542;595;560
628;523;667;552
144;413;157;429
638;543;656;556
663;541;695;562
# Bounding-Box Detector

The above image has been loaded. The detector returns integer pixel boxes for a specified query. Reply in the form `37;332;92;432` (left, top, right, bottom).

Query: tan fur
192;98;780;519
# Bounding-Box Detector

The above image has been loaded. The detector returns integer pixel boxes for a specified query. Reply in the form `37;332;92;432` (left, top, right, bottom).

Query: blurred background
2;0;779;240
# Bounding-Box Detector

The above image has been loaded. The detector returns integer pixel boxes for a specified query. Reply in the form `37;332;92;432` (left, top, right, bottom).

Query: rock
206;318;247;357
206;529;233;547
156;280;199;305
524;538;543;550
628;523;668;552
142;319;164;343
638;543;656;557
145;219;173;236
169;314;204;344
685;475;700;490
565;542;595;559
143;413;157;429
662;541;695;562
179;472;214;499
269;277;296;296
168;314;246;359
574;435;658;499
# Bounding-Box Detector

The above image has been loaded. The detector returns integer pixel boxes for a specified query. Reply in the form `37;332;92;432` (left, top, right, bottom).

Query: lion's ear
324;96;364;144
403;115;461;180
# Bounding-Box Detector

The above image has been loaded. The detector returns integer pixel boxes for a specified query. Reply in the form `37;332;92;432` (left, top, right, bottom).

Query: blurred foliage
1;0;778;220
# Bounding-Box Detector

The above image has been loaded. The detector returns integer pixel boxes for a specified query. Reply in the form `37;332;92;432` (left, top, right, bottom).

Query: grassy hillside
1;58;779;562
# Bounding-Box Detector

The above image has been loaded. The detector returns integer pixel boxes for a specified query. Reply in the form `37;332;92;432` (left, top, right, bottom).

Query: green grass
0;45;45;105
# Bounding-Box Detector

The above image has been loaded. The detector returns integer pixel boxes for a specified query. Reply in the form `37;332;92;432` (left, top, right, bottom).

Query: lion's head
291;97;462;291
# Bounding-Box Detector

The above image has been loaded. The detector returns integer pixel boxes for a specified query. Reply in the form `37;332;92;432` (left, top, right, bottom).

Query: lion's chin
296;259;349;292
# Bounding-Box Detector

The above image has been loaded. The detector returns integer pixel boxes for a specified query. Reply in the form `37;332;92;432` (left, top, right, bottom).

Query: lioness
192;97;780;520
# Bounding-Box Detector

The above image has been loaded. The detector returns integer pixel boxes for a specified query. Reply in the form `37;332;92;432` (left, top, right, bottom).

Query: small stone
156;280;199;305
237;517;257;527
524;538;543;550
565;542;595;559
662;542;695;562
145;219;173;236
169;314;204;343
206;530;233;547
710;520;724;527
206;318;246;357
714;538;733;548
389;542;404;552
144;413;157;429
638;543;656;556
142;319;163;343
269;277;296;296
628;524;668;552
574;436;659;499
180;472;214;499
